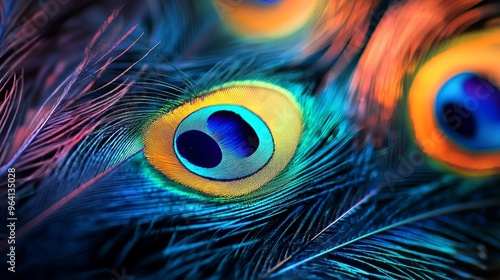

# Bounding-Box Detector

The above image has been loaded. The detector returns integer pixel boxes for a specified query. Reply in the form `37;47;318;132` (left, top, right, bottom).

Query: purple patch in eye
207;110;259;158
463;74;500;121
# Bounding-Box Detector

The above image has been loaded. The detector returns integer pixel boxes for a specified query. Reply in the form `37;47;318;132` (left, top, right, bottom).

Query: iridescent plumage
0;0;499;279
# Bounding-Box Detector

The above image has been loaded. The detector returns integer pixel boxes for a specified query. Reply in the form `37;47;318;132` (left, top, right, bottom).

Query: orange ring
214;0;321;39
408;28;500;175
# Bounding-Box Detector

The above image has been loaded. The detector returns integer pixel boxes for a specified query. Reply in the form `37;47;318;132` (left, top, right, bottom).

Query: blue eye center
173;105;275;181
440;103;476;138
176;130;222;168
435;72;500;151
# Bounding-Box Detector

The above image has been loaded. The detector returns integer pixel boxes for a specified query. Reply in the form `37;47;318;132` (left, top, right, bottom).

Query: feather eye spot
144;81;303;197
409;28;500;175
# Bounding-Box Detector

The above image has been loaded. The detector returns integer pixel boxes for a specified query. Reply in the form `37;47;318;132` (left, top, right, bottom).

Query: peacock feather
0;0;499;279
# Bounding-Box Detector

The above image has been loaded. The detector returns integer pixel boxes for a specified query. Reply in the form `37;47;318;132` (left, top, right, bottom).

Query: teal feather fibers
0;1;499;280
